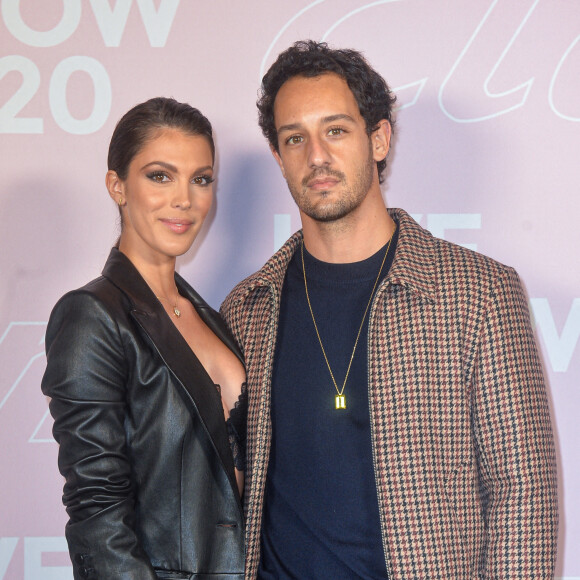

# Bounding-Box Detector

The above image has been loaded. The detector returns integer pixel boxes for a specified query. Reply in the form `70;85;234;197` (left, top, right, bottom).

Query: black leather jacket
41;249;244;579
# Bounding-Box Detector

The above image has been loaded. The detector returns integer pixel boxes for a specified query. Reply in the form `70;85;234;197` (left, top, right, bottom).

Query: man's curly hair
257;40;397;183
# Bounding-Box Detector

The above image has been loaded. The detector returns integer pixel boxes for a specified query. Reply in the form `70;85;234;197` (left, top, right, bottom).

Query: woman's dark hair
108;97;214;180
257;40;397;183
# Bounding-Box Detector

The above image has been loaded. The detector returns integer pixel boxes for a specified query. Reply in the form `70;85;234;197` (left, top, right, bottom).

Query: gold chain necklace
157;285;181;318
140;271;182;318
301;230;395;410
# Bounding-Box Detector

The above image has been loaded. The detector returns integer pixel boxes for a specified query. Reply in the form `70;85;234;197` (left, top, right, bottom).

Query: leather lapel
102;248;241;503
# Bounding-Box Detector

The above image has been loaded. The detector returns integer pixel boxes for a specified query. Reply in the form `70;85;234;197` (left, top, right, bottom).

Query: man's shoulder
222;230;303;313
393;208;520;299
222;270;268;309
429;236;527;315
434;235;514;277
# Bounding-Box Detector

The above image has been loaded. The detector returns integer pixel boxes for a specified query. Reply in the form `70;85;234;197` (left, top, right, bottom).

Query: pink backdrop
1;1;579;578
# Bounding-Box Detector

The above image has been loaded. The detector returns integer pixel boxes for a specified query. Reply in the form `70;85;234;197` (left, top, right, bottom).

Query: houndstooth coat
220;208;558;579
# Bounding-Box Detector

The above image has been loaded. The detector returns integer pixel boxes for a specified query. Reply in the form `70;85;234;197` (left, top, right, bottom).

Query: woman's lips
160;218;193;234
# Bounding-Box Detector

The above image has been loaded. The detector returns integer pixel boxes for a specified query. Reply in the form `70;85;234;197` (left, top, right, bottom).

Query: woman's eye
192;175;215;186
147;171;169;183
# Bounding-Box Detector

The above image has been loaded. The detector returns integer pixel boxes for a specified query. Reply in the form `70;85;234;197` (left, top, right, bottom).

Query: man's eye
328;127;344;136
286;135;303;145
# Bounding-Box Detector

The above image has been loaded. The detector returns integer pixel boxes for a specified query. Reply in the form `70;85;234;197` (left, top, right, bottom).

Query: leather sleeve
472;267;558;578
41;290;157;580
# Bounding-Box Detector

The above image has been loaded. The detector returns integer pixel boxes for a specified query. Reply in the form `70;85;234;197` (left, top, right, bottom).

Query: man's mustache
301;168;345;188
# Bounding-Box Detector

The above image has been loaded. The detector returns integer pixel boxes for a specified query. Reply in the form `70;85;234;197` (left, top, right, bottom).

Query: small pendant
335;395;346;409
173;307;181;318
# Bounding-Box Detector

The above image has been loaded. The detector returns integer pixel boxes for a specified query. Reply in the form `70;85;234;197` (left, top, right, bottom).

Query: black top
219;382;248;471
259;228;398;579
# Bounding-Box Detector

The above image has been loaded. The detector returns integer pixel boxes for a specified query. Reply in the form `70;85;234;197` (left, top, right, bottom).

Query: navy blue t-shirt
258;229;398;579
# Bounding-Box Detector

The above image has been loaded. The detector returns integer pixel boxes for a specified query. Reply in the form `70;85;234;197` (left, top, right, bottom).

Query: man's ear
371;120;391;162
106;170;125;205
271;146;287;179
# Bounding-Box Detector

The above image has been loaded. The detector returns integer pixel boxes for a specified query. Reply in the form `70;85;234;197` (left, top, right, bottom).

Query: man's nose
307;136;331;167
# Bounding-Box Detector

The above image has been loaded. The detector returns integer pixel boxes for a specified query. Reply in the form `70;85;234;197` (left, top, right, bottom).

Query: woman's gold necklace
301;231;394;410
140;272;182;318
157;286;181;318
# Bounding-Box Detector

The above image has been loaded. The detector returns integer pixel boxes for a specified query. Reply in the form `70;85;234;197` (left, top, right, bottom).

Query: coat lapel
102;248;242;503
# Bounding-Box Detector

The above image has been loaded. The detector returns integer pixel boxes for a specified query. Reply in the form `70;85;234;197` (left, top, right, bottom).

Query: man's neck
301;196;396;264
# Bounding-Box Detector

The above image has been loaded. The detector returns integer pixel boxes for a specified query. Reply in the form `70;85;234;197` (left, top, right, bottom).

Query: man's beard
286;148;375;223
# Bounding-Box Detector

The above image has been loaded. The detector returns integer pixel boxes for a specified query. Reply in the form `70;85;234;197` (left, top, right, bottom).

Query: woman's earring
118;197;124;206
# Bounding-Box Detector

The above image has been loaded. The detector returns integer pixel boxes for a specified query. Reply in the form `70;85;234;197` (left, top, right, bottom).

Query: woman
41;98;245;579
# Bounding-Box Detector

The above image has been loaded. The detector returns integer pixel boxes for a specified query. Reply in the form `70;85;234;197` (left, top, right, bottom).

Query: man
221;40;558;579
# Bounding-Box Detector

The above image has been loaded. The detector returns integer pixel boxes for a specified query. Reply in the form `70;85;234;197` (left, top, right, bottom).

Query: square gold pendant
335;395;346;409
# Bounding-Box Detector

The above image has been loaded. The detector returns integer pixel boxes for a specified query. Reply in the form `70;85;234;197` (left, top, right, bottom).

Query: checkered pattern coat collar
221;207;558;579
234;207;436;301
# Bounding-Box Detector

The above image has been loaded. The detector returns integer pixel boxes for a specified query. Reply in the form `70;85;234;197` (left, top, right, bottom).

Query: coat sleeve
471;267;558;578
41;291;158;580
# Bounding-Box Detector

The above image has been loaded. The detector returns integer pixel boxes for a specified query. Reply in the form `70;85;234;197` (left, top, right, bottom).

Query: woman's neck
117;243;178;299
